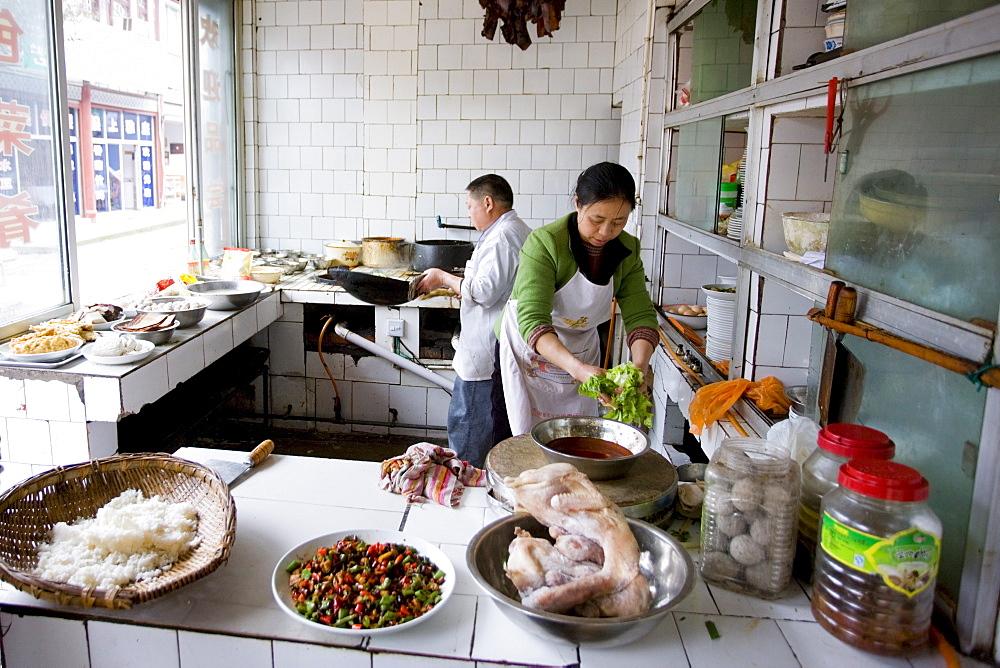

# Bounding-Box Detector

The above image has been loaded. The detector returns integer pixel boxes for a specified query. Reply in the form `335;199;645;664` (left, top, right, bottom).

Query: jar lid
838;459;929;502
818;423;895;459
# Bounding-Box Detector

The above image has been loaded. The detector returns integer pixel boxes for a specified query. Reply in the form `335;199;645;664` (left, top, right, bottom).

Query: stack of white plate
702;284;737;363
737;148;747;191
727;206;743;241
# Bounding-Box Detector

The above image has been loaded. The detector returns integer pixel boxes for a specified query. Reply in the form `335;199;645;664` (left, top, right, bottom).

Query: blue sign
91;108;104;138
140;144;154;207
106;109;121;139
69;139;79;215
123;112;137;140
139;114;152;141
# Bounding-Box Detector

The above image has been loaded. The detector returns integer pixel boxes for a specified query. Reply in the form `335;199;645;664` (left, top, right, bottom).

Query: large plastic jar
812;459;941;655
798;423;895;554
700;437;801;599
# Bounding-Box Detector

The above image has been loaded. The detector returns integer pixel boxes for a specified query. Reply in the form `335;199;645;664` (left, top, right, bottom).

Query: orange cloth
688;377;790;435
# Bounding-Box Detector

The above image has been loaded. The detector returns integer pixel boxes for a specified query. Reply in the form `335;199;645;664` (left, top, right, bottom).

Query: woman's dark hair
467;174;514;208
573;162;636;209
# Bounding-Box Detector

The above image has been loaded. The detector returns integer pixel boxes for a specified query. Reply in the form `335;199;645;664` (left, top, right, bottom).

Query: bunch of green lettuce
578;362;653;428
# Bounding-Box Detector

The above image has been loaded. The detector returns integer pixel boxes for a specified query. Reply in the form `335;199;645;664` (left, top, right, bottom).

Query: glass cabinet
653;0;1000;655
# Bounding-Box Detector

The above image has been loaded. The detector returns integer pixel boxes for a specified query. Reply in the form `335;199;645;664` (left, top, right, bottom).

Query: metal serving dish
112;321;180;345
467;514;695;647
531;416;650;481
186;280;264;311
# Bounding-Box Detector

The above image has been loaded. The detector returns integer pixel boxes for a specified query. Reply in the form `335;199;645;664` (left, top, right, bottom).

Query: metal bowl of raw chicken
531;417;650;481
466;514;695;647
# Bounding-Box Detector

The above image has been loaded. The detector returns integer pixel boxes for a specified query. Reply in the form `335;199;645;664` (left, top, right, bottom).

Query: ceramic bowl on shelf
781;212;830;254
662;304;708;329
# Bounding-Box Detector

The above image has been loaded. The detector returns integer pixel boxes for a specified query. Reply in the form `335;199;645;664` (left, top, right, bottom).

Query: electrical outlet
387;318;405;337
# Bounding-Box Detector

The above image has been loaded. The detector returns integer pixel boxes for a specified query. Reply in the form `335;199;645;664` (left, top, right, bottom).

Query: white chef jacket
453;209;531;381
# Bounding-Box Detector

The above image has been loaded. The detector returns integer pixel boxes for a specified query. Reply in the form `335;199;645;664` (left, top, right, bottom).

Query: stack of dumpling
91;335;143;357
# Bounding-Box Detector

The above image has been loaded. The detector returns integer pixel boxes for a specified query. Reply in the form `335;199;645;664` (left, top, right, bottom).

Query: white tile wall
248;0;660;429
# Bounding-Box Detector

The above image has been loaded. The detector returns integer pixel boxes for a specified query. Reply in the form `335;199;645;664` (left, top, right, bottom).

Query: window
0;0;73;336
0;0;239;334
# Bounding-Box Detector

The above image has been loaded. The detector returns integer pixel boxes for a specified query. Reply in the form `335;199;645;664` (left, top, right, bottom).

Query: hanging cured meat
479;0;566;50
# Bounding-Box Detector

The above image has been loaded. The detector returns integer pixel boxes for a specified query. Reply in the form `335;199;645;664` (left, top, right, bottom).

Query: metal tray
0;352;85;369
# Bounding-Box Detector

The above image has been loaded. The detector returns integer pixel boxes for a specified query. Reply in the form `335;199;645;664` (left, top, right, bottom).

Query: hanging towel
378;443;486;507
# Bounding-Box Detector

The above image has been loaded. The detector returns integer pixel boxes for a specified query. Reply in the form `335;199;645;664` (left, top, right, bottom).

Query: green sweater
499;213;657;342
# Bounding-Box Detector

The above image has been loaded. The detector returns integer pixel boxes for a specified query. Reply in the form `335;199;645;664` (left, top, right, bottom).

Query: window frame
0;0;243;340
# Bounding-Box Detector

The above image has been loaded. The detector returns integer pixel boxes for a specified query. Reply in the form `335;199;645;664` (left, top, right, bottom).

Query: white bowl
83;339;155;365
702;283;737;301
272;529;455;636
91;317;127;331
250;266;282;284
662;304;708;329
324;240;362;267
0;339;85;363
781;212;830;254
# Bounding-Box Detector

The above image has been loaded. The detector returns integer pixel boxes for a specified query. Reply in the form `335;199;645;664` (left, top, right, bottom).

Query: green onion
706;620;721;640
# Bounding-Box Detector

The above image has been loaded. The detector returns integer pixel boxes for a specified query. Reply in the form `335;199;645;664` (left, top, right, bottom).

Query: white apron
500;270;614;436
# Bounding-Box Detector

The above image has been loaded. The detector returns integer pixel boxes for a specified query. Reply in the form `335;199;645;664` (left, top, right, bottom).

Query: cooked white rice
32;489;200;589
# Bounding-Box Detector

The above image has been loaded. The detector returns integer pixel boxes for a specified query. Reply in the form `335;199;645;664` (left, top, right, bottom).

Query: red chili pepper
319;615;332;625
317;547;328;556
399;605;410;616
351;624;362;629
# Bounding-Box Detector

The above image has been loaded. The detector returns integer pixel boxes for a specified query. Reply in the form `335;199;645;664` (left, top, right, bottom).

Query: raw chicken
504;463;651;617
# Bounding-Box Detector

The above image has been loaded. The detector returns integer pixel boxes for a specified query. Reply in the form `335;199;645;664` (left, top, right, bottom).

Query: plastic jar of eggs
700;437;801;598
798;424;894;558
812;459;940;655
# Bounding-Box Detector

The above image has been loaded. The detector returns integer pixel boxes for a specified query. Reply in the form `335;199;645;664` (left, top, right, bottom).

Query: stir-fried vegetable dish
286;535;446;630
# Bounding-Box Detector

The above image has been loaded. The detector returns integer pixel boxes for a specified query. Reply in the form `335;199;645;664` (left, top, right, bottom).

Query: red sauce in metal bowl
545;437;633;459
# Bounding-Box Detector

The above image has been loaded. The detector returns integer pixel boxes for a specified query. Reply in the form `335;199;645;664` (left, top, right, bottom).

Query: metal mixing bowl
137;297;207;328
531;417;650;480
187;280;264;311
467;514;695;647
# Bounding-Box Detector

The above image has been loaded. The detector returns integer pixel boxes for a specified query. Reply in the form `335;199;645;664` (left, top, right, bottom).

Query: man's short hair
467;174;514;208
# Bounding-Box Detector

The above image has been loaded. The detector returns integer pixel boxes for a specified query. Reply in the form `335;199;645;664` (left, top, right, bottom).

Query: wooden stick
806;309;1000;389
603;298;617;369
659;330;750;437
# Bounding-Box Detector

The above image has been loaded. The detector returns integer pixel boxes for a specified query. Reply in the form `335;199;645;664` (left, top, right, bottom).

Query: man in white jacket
416;175;531;467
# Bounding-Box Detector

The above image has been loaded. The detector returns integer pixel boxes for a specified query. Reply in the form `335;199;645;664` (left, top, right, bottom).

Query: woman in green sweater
493;162;659;438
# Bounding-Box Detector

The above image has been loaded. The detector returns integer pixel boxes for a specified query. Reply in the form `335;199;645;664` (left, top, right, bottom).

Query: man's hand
416;267;461;295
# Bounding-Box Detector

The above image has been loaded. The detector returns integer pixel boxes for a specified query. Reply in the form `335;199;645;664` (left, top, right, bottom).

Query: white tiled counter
0;448;950;667
0;292;282;485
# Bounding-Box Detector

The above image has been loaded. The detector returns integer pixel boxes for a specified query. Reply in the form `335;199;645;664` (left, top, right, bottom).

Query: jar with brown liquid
812;459;941;655
700;438;801;598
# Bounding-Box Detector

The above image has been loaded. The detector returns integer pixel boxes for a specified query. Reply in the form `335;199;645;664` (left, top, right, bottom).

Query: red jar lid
838;459;929;502
818;423;894;459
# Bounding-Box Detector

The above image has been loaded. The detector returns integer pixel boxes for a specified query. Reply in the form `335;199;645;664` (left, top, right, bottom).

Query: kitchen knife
205;439;274;487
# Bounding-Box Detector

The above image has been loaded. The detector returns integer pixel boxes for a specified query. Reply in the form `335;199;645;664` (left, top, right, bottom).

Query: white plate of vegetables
271;529;455;635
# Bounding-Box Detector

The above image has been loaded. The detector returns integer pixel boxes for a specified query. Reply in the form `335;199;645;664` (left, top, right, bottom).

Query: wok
315;267;417;306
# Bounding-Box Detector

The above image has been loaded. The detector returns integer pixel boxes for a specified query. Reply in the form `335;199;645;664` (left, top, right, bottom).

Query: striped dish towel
378;443;486;507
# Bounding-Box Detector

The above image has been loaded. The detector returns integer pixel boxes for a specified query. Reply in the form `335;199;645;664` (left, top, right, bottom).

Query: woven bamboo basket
0;453;237;609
